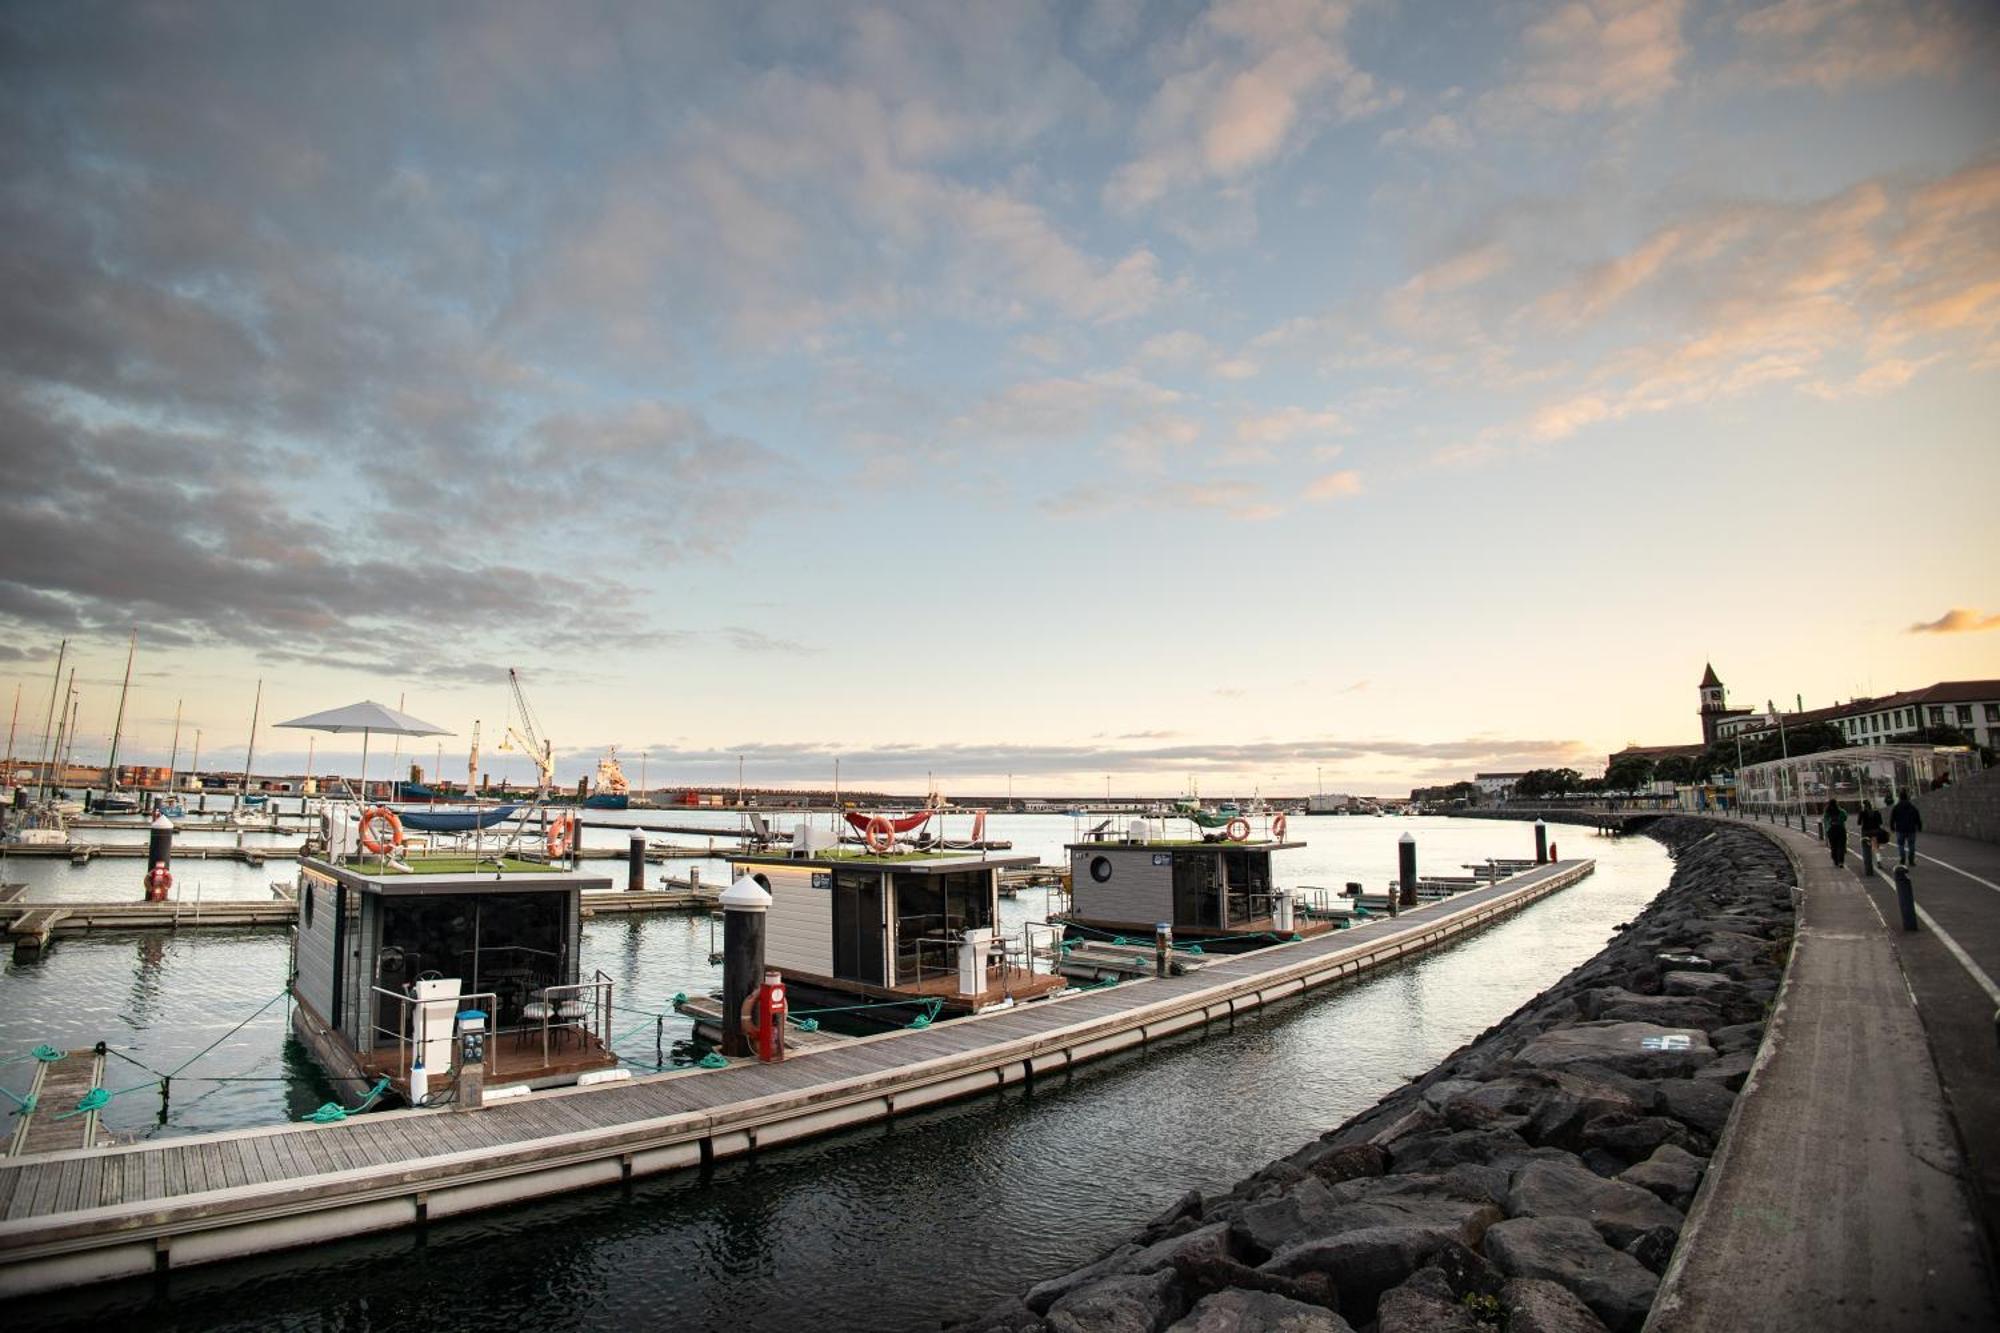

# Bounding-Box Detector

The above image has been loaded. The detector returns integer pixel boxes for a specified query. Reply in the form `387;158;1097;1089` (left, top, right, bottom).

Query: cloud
1235;406;1348;446
1907;608;2000;635
1481;0;1689;122
1105;0;1396;213
1380;112;1472;153
721;627;818;655
1304;470;1363;500
1732;0;1979;90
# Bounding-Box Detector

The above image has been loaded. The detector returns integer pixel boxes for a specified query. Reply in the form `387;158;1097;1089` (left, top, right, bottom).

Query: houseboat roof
728;849;1040;874
1064;838;1307;853
298;855;613;897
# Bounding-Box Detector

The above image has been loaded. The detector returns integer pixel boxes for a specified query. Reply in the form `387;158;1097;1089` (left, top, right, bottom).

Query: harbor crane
497;668;554;797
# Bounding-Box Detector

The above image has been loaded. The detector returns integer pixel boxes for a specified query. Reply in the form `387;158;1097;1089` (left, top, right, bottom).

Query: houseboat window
892;871;993;985
831;871;886;985
1089;856;1114;882
752;873;771;891
303;881;314;928
372;891;568;1028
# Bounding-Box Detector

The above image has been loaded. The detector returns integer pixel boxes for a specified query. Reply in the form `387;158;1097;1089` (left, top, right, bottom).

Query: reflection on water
5;816;1670;1333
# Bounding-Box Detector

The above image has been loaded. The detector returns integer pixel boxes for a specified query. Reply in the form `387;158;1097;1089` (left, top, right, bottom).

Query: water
4;814;1671;1331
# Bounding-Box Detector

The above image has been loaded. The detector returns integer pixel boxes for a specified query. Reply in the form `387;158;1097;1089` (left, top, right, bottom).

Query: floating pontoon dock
0;859;1593;1296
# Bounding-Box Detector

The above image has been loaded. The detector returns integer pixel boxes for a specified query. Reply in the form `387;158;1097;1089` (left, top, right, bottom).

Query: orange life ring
1271;813;1288;840
546;811;576;859
358;806;404;854
969;809;987;843
1225;816;1251;842
864;815;895;854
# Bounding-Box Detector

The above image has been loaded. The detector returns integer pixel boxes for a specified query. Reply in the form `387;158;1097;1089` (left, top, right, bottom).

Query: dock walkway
0;859;1593;1296
1648;817;1998;1331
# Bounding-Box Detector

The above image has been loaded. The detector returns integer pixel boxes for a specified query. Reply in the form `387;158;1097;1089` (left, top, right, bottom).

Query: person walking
1858;799;1885;851
1822;798;1849;868
1890;792;1923;867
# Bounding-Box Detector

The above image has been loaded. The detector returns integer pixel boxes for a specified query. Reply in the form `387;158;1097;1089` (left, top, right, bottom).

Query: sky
1;0;1997;798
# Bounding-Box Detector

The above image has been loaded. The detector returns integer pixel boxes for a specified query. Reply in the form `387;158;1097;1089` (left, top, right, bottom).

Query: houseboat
724;834;1067;1024
288;814;621;1108
1060;815;1328;950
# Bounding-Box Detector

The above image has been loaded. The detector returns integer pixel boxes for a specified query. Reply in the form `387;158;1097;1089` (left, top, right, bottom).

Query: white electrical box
412;977;462;1074
958;928;994;996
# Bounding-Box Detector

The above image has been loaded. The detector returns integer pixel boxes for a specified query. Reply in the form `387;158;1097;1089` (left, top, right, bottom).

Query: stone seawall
1913;762;2000;844
952;818;1795;1333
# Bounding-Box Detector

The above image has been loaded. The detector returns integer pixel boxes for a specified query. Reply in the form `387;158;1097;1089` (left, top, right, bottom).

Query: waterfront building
1735;743;1982;814
1699;662;1754;744
1474;772;1527;799
1826;681;2000;751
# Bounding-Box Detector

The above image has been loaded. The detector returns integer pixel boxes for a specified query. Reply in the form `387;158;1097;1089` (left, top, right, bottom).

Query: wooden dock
0;859;1593;1296
6;1054;114;1158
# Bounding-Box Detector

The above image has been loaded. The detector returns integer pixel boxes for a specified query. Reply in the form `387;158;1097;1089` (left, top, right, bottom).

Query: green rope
697;1051;729;1069
52;1086;111;1120
789;1016;820;1032
0;1086;34;1112
32;1044;62;1062
301;1075;392;1124
672;991;688;1007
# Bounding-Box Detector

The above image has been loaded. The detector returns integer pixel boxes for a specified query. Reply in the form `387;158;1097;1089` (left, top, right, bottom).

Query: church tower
1698;663;1727;745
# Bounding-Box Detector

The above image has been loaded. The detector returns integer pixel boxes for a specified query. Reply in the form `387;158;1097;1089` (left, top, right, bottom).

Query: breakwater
953;817;1794;1333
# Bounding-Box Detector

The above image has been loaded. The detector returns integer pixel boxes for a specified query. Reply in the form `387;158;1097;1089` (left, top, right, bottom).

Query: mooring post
1861;834;1875;879
1155;921;1172;978
1894;866;1918;931
719;874;771;1058
628;827;646;892
1534;819;1548;865
144;811;174;902
1398;833;1417;908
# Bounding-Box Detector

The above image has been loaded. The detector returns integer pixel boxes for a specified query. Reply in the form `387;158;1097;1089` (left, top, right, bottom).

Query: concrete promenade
1649;816;1998;1331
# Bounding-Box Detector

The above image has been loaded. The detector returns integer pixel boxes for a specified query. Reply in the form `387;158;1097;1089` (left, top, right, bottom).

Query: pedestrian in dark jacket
1890;793;1923;867
1822;798;1848;868
1858;801;1886;848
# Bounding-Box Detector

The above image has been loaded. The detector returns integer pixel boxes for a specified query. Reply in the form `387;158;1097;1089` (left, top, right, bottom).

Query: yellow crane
496;669;554;796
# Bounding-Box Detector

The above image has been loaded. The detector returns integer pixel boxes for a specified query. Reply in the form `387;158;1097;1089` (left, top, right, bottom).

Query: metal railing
530;970;613;1066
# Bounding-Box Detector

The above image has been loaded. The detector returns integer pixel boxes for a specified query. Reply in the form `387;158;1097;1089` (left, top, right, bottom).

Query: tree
1653;755;1695;784
1603;755;1656;793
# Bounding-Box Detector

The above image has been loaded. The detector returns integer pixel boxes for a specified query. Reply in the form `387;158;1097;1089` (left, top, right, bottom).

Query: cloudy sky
2;1;1996;796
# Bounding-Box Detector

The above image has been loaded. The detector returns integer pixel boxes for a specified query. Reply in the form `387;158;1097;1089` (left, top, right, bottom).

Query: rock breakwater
953;818;1795;1333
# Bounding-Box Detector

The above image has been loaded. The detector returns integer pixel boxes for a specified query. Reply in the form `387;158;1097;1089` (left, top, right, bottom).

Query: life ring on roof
864;815;895;854
1225;816;1251;843
1271;813;1288;840
359;806;405;854
546;811;576;859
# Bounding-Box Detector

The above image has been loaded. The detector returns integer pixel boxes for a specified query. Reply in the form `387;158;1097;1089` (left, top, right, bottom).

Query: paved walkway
1650;817;1998;1331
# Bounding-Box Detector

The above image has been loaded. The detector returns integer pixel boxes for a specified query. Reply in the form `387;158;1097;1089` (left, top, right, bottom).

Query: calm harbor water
4;813;1670;1332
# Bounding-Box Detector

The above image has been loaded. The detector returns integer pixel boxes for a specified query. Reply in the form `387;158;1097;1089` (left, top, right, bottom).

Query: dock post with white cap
719;874;772;1058
1534;819;1549;865
144;811;174;902
628;827;646;892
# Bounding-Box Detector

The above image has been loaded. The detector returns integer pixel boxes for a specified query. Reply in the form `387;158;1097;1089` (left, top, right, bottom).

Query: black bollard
1398;833;1417;908
628;828;646;892
1534;820;1548;865
1861;835;1875;879
1894;866;1918;931
719;875;771;1057
1155;921;1172;978
144;812;174;902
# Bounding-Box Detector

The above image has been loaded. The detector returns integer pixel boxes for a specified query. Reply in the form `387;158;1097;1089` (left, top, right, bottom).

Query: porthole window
1089;856;1113;883
753;873;772;892
303;881;315;928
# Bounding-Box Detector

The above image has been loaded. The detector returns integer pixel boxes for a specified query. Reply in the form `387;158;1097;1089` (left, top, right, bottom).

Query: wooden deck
0;859;1594;1297
6;1054;113;1158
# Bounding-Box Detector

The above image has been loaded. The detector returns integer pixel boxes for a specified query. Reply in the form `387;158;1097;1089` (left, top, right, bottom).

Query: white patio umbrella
274;700;452;803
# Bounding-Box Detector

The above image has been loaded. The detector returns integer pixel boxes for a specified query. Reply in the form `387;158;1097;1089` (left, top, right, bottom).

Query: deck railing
370;986;498;1085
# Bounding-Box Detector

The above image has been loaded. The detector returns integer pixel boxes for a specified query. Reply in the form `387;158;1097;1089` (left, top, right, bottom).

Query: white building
1830;681;2000;751
1474;772;1527;799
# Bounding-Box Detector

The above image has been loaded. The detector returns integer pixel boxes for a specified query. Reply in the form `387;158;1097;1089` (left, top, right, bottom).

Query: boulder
1026;1246;1143;1315
1691;1050;1755;1091
1129;1223;1238;1275
1505;1158;1685;1249
1302;1143;1389;1186
1512;1022;1716;1079
1165;1289;1353;1333
1260;1198;1501;1317
955;1298;1049;1332
1170;1254;1339;1314
1139;1190;1205;1242
1578;1113;1697;1160
1375;1268;1483;1333
1616;1144;1705;1211
1046;1270;1185;1333
1622;1223;1679;1275
1654;1078;1736;1136
1587;993;1725;1031
1388;1127;1548;1173
1499;1277;1610;1333
1422;1237;1505;1298
1236;1179;1338;1258
1483;1216;1659;1333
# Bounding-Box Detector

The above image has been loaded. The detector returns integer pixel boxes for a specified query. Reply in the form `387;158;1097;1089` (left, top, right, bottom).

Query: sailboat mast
468;719;480;798
390;692;406;791
166;699;183;796
239;679;262;798
33;639;66;801
55;679;79;782
104;629;137;791
3;684;19;789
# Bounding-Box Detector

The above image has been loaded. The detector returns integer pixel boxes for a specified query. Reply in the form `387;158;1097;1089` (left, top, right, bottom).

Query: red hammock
843;809;934;835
